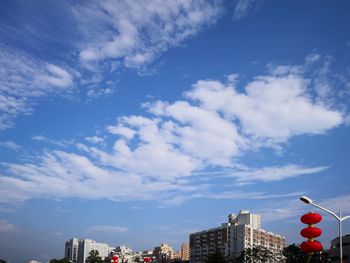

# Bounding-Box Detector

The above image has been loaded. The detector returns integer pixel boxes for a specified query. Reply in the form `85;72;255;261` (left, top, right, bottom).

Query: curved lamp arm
341;215;350;222
309;202;340;221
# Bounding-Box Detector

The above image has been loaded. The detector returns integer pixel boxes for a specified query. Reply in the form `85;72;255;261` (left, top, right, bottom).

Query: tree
283;244;331;263
85;250;104;263
234;246;283;263
283;244;306;263
205;250;228;263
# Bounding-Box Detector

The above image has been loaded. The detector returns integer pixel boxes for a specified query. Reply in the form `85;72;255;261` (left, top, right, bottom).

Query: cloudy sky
1;0;350;262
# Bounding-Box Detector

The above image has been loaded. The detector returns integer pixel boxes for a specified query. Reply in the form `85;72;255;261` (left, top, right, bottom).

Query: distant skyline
0;1;350;262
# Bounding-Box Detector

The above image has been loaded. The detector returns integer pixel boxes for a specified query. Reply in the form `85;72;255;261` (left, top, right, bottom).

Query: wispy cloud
258;194;350;223
0;46;75;130
319;194;350;214
0;1;223;131
0;141;22;152
85;136;104;144
86;225;129;234
0;219;16;232
233;0;261;20
229;165;329;185
74;0;223;70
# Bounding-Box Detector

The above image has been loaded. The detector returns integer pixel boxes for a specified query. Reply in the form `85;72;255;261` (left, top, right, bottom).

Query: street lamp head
300;196;313;204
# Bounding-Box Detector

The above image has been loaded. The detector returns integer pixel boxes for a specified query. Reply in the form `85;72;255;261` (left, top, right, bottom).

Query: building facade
65;238;112;263
114;245;134;262
78;239;112;263
180;242;190;261
189;211;285;263
65;238;79;262
329;234;350;263
153;243;174;262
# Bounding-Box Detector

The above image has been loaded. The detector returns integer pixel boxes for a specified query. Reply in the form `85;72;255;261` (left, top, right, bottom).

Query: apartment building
65;238;79;262
189;210;285;263
65;238;112;263
180;242;190;261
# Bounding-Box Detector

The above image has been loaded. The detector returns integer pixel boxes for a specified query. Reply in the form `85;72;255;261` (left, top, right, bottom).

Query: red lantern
300;212;323;254
300;227;322;238
300;240;323;253
300;212;322;225
111;255;119;263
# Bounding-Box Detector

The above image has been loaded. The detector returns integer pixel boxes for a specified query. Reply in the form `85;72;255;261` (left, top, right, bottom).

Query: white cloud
0;141;22;151
86;87;115;99
0;219;16;232
0;57;344;205
86;225;129;234
0;1;223;131
0;46;74;130
146;100;244;166
157;190;303;207
319;194;350;214
233;0;261;20
259;194;350;222
258;199;305;222
230;165;329;185
187;74;342;143
74;0;222;69
85;136;104;144
32;135;48;142
0;150;205;203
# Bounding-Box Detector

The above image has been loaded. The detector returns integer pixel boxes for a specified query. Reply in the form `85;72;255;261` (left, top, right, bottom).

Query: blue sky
1;0;350;262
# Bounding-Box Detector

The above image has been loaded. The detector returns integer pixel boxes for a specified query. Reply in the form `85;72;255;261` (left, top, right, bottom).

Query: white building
115;245;134;262
65;238;79;262
190;211;285;263
65;238;112;263
77;239;112;263
228;210;261;229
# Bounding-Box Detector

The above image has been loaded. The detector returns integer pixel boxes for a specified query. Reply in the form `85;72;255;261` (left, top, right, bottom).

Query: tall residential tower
189;210;285;263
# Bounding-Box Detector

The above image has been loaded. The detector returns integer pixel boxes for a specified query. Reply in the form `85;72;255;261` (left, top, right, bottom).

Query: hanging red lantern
111;255;119;263
300;240;323;253
300;212;322;225
300;212;323;254
300;226;322;239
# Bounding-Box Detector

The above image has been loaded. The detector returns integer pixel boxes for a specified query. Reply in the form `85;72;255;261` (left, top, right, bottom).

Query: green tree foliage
283;244;331;263
234;246;284;263
283;244;306;263
85;250;104;263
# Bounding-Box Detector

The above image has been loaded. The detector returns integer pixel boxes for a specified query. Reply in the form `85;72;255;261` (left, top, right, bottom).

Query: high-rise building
228;210;261;229
328;234;350;263
189;210;285;263
180;242;190;261
77;239;112;263
65;238;79;262
65;238;112;263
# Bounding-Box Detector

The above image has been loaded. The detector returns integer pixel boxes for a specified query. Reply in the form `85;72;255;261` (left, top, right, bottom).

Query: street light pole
300;196;350;263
